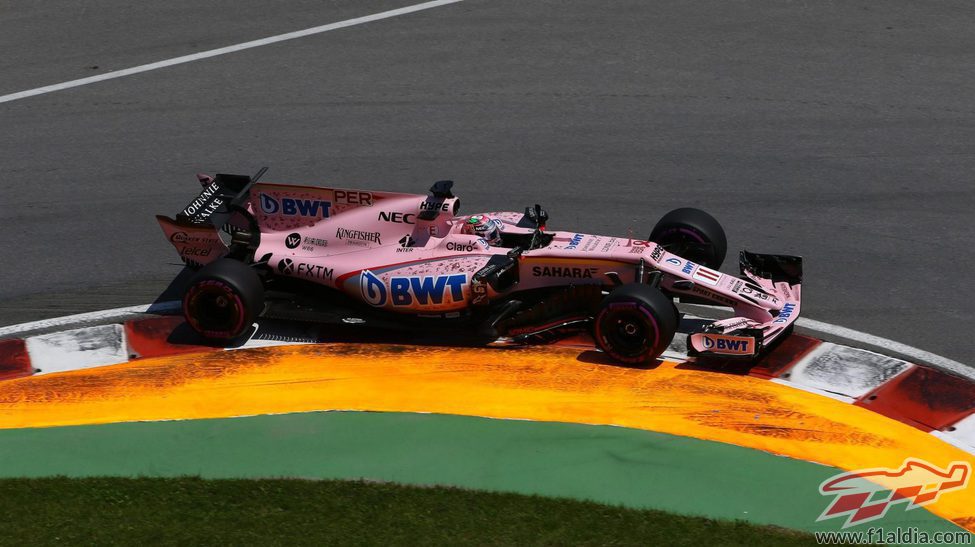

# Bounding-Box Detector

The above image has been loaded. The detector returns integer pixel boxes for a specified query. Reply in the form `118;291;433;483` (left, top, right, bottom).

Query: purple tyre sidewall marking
657;227;706;244
183;279;247;338
595;301;662;363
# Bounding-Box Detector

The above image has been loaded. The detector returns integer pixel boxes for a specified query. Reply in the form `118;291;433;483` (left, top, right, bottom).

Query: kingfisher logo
359;270;466;307
260;194;332;218
817;459;971;528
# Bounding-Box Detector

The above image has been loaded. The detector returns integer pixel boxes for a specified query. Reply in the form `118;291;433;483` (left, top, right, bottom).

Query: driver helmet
463;215;503;246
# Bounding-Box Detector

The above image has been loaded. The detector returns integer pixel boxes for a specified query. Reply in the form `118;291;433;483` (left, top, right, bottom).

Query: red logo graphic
817;458;971;528
692;266;721;286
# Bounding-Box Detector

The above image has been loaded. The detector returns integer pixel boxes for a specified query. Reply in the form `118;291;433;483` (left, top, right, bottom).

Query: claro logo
446;241;479;252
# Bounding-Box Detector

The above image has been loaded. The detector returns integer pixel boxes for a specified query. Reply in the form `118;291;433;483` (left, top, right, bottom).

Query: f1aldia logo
359;270;466;307
260;194;332;218
817;458;970;528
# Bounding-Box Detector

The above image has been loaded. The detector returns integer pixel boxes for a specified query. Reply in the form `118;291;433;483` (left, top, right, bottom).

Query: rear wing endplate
175;167;267;227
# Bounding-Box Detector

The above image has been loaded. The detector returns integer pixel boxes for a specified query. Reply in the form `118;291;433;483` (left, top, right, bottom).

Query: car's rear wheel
594;284;678;364
183;259;264;340
649;207;727;269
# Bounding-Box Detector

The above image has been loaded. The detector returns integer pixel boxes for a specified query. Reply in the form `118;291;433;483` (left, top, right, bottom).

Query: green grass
0;477;817;546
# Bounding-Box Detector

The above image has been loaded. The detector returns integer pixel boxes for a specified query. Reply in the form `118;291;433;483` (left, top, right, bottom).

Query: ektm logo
816;458;971;528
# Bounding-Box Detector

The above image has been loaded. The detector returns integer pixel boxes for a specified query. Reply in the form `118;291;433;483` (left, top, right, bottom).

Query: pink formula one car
158;169;803;363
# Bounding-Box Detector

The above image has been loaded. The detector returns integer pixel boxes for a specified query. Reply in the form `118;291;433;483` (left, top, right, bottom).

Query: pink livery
158;169;803;364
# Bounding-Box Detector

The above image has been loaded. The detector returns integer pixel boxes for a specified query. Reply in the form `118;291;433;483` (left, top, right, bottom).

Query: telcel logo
260;194;332;218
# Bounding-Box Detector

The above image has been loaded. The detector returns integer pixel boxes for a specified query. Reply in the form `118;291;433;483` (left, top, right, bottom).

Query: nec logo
378;211;416;224
260;194;332;218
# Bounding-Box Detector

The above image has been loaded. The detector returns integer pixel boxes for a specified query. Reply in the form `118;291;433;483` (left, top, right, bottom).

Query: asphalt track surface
1;0;973;364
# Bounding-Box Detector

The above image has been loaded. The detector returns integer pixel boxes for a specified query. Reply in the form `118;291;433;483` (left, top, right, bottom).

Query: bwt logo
817;458;971;528
359;270;466;307
702;335;750;352
774;302;796;323
565;234;584;250
360;270;386;306
260;194;331;218
682;261;695;275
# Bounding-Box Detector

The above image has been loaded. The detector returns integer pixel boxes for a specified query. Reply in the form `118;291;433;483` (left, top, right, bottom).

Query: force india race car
158;169;803;364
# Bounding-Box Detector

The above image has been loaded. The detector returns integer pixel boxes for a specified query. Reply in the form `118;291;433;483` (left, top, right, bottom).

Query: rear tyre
594;284;679;364
183;259;264;340
649;208;727;269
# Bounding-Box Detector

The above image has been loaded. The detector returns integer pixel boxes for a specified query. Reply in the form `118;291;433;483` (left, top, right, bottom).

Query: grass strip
0;477;817;546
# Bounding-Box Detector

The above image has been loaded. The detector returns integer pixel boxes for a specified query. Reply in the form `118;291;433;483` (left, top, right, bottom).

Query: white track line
0;301;179;338
2;300;970;380
0;0;465;105
795;317;974;380
683;303;972;379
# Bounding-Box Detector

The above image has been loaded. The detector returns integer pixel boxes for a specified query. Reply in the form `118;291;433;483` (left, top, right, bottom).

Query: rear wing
177;167;266;227
157;168;266;267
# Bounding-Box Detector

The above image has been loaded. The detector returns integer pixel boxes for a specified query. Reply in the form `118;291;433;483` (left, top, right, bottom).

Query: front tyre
594;284;678;364
649;207;727;269
183;259;264;340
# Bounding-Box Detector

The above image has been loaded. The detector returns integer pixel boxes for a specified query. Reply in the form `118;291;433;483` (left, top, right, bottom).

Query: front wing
687;251;802;360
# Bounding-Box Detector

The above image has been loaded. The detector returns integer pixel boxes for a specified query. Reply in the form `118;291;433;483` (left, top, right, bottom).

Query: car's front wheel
593;284;678;364
183;259;264;340
649;207;727;270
